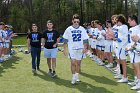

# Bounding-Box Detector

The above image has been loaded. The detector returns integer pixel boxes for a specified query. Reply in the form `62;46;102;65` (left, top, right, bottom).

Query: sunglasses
74;21;80;23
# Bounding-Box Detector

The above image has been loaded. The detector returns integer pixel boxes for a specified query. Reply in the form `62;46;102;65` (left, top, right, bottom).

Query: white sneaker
128;81;136;86
131;81;140;90
137;90;140;93
117;77;128;83
131;85;140;90
71;75;76;85
106;63;113;68
89;54;94;58
98;60;105;66
75;73;80;82
114;74;122;79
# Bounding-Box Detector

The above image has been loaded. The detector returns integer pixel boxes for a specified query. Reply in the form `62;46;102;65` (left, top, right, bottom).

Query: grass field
12;36;27;45
0;48;137;93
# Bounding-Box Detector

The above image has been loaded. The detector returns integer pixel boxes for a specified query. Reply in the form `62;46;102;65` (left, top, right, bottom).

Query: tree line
0;0;138;34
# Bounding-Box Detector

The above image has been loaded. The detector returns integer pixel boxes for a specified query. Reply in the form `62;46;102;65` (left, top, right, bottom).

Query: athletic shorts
0;42;3;48
68;48;86;60
128;51;140;64
91;40;97;49
113;41;118;53
101;46;105;51
96;45;101;50
104;40;113;52
3;42;10;48
88;38;92;46
44;48;58;58
116;47;126;60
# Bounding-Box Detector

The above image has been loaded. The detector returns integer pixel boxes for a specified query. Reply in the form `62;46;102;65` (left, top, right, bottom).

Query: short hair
128;15;138;24
32;23;37;26
117;14;126;24
47;20;53;24
72;14;80;20
94;20;100;25
106;20;113;27
0;22;5;25
97;23;102;26
111;15;118;19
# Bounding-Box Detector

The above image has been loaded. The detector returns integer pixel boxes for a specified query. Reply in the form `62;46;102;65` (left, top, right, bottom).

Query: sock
75;73;79;77
117;64;120;68
75;73;79;79
134;76;137;81
72;74;76;79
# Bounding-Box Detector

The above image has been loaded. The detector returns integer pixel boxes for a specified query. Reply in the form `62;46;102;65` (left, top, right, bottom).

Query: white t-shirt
63;26;89;50
117;25;128;48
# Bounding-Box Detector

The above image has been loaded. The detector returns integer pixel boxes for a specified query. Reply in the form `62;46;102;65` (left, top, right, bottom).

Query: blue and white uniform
96;28;106;51
104;28;113;53
63;26;89;60
4;30;11;48
91;28;98;49
0;29;6;48
126;25;140;63
87;27;93;46
116;25;128;60
112;24;119;53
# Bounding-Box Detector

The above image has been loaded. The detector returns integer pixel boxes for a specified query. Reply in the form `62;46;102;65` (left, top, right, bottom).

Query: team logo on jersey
47;33;54;42
32;34;39;42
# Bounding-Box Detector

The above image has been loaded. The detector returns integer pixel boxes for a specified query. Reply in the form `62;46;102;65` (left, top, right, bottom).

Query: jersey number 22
72;34;81;42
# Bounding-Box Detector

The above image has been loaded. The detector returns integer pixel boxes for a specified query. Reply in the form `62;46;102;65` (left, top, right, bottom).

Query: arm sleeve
63;28;69;39
121;26;128;41
82;28;89;40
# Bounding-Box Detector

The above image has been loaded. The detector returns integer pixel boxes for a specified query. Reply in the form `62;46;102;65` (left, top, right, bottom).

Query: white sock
75;73;79;77
134;76;137;81
117;64;120;68
75;73;79;80
72;74;76;79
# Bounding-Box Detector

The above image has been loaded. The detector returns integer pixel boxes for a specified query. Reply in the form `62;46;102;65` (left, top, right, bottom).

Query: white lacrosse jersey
63;26;89;50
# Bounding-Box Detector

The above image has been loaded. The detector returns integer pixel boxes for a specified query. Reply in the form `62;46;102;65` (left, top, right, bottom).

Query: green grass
0;50;136;93
12;36;27;45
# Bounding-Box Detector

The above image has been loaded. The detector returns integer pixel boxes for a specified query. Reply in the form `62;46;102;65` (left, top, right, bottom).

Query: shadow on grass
0;56;21;76
36;70;113;93
80;72;118;86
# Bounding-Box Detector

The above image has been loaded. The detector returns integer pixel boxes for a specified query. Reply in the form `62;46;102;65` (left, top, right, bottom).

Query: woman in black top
27;24;42;74
42;20;60;77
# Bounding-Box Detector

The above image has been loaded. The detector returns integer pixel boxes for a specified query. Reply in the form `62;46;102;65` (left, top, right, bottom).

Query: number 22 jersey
63;26;89;50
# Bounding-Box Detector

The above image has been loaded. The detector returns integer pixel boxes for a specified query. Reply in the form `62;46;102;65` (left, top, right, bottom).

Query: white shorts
68;49;86;60
128;51;140;64
96;45;101;50
116;47;126;60
4;42;10;48
113;41;118;53
0;42;3;48
91;40;97;49
105;40;113;52
88;38;92;46
44;48;58;58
